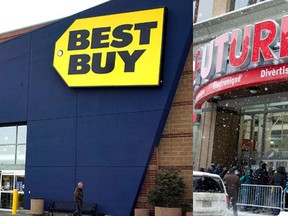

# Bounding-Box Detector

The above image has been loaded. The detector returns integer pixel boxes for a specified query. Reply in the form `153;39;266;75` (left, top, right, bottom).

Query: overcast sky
0;0;108;34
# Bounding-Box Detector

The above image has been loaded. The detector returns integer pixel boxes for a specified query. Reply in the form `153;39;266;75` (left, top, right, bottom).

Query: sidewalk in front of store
0;211;91;216
0;210;37;216
234;211;274;216
228;208;288;216
235;211;288;216
1;209;285;216
0;210;69;216
0;210;278;216
0;210;30;216
0;210;282;216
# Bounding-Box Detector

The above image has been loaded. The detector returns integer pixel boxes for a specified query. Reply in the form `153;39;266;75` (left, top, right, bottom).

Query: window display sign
1;175;13;191
53;8;165;87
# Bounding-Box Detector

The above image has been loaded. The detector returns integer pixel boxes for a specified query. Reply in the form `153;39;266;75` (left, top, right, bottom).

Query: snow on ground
228;209;275;216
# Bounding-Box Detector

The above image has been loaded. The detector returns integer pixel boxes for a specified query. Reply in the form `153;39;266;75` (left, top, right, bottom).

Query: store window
231;0;263;10
0;125;27;165
193;0;213;23
193;0;266;24
239;113;264;161
0;125;26;209
264;112;288;159
239;102;288;169
0;173;25;209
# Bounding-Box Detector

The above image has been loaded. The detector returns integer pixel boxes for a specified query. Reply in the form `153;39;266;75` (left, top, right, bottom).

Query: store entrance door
239;113;264;167
0;171;25;209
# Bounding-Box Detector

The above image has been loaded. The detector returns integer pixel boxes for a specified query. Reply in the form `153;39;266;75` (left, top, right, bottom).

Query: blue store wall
0;0;192;215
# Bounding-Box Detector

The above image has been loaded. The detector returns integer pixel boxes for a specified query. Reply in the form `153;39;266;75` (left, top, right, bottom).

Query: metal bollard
12;189;18;215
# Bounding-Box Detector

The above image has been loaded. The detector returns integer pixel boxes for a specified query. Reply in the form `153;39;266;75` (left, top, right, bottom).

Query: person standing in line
223;167;241;216
73;182;84;216
271;166;287;215
213;164;222;175
207;163;216;173
219;167;228;179
253;162;269;213
240;169;253;210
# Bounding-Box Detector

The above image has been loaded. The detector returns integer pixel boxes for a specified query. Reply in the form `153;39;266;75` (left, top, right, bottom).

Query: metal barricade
237;184;284;210
283;190;288;211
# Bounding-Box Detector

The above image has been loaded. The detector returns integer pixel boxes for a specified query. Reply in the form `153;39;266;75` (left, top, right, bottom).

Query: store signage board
53;8;165;87
194;15;288;108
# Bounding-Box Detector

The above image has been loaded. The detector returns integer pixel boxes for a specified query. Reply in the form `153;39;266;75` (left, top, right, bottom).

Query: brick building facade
136;47;193;212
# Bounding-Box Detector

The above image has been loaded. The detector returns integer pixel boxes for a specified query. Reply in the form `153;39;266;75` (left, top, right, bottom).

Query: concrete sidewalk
0;211;65;216
0;210;31;216
228;208;282;216
234;211;288;216
0;211;103;216
235;212;274;216
0;210;280;216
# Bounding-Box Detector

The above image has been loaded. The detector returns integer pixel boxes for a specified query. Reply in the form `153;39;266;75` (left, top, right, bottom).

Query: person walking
223;167;241;216
73;182;84;216
271;166;287;215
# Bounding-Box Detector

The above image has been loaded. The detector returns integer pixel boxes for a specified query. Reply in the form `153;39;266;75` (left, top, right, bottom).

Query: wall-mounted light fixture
249;87;259;94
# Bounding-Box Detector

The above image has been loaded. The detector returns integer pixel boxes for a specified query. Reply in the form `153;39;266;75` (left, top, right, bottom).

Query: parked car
193;171;229;215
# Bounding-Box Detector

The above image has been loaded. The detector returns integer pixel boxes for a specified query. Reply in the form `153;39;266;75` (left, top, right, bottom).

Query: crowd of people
200;161;288;216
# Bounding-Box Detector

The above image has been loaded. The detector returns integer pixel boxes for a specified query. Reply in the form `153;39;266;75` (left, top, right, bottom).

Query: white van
193;171;229;216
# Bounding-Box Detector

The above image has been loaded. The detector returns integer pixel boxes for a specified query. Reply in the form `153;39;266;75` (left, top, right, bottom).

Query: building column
195;102;217;170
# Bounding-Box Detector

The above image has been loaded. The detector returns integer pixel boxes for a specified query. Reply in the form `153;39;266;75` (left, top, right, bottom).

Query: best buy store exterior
193;0;288;171
0;0;192;215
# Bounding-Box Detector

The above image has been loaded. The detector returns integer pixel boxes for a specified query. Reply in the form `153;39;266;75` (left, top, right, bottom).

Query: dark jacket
219;168;228;179
253;167;269;185
223;172;241;198
271;166;287;189
74;187;83;203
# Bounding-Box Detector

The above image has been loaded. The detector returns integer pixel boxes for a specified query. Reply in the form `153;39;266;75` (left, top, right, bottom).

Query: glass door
15;175;25;208
239;113;264;167
262;111;288;171
0;171;24;209
264;111;288;159
0;174;14;209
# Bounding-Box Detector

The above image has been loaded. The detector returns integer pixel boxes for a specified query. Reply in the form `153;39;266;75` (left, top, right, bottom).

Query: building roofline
0;20;57;43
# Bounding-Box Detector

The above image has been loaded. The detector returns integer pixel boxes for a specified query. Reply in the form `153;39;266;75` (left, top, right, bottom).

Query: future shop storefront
0;0;192;215
194;11;288;171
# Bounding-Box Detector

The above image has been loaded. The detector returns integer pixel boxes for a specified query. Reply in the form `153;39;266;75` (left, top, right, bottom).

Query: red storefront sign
194;16;288;109
195;63;288;108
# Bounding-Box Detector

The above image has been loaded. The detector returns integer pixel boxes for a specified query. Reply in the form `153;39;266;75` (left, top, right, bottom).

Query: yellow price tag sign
53;8;165;87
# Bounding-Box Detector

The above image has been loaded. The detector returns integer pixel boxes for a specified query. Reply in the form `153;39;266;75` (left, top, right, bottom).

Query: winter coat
219;169;228;179
240;170;252;184
253;168;269;185
271;166;287;189
223;172;241;198
213;164;222;175
74;187;83;204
